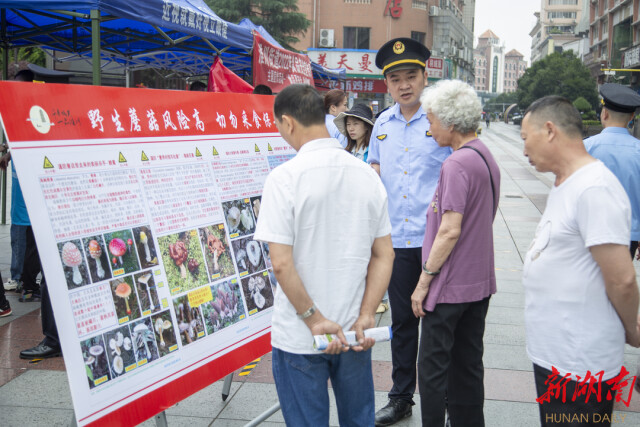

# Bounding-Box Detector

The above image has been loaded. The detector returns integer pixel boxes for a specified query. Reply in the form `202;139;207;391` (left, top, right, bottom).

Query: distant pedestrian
324;89;349;147
485;113;490;128
412;79;500;427
584;83;640;260
521;95;640;425
255;84;394;425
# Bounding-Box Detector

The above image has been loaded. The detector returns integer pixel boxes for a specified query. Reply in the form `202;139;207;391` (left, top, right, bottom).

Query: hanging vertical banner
252;33;314;92
0;82;295;426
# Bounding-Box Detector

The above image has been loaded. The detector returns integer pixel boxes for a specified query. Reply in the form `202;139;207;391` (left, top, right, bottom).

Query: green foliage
582;110;597;120
582;120;602;126
572;96;592;112
0;47;46;78
516;51;598;111
205;0;311;51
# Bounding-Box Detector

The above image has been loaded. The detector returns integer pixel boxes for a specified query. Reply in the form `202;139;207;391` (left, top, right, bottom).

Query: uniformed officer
369;38;451;426
584;83;640;260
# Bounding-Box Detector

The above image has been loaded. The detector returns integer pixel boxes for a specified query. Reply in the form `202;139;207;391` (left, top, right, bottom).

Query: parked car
511;113;523;126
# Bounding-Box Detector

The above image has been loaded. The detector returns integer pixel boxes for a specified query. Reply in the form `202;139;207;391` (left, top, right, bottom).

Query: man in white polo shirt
254;84;394;426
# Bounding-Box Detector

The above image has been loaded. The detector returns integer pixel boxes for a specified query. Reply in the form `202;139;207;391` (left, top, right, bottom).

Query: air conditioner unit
429;6;439;16
451;46;458;56
319;29;334;48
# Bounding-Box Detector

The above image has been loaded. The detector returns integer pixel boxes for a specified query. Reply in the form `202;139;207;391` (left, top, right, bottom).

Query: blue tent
0;0;255;80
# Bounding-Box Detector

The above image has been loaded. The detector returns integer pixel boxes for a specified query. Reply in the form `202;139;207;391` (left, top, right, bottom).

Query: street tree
205;0;311;51
516;51;598;111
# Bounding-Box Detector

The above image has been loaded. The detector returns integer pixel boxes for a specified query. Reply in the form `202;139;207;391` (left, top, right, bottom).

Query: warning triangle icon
267;143;273;152
254;144;260;153
118;152;127;163
212;146;219;156
43;156;54;169
141;151;149;161
195;147;202;157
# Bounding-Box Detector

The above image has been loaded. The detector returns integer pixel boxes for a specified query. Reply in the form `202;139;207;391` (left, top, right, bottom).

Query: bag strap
459;145;497;218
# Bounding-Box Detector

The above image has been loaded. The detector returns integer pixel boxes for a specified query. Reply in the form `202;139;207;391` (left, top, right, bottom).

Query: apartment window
411;31;426;45
344;27;370;49
344;0;371;3
548;0;577;5
602;16;608;35
412;0;428;10
593;24;599;40
548;11;577;19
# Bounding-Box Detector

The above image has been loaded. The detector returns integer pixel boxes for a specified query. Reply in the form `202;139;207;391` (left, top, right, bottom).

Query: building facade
473;30;506;94
530;0;585;63
293;0;475;86
503;50;527;93
584;0;639;86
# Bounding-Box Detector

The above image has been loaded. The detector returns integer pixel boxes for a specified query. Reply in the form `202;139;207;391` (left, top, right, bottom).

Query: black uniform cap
600;83;640;114
375;38;431;75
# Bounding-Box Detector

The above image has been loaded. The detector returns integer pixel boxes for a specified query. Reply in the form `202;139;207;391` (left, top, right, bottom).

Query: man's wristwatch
297;303;317;319
422;262;440;276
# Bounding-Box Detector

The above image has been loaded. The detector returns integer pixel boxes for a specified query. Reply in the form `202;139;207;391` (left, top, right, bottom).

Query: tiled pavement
0;122;639;426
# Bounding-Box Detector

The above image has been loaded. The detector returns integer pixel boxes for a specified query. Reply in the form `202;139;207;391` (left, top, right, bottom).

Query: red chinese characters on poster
252;33;313;92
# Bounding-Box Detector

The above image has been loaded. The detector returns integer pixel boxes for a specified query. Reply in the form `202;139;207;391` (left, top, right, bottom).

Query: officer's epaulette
377;134;387;141
426;131;432;137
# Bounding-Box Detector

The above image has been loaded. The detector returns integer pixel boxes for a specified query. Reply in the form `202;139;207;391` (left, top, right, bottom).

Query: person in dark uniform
368;38;451;426
584;83;640;260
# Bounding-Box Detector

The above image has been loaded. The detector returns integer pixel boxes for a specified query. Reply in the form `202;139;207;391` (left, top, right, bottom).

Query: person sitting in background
324;89;348;147
189;81;207;91
334;103;374;162
253;84;273;95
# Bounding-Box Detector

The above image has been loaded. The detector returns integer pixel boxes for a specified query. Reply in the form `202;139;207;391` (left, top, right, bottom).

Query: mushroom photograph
222;199;256;238
82;236;112;284
173;296;206;346
132;225;159;269
151;310;177;357
231;236;266;276
103;229;141;276
103;325;136;378
129;318;160;363
134;270;161;315
250;196;261;222
57;239;90;289
157;230;208;293
240;272;275;315
198;224;235;282
261;242;272;270
81;335;112;389
202;280;247;335
109;276;141;322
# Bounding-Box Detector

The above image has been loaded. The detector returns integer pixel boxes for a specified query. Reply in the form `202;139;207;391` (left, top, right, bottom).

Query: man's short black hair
253;84;273;95
14;70;35;82
273;84;325;127
525;95;583;138
189;81;207;91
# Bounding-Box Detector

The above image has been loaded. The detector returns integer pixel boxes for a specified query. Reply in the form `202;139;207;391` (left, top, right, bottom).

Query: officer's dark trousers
418;297;490;427
21;226;41;294
387;247;422;404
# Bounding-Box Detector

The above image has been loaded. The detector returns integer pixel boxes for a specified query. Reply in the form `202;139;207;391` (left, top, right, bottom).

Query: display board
0;82;290;426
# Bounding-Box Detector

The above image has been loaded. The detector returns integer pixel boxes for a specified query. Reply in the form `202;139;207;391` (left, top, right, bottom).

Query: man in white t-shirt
254;84;394;426
520;95;640;426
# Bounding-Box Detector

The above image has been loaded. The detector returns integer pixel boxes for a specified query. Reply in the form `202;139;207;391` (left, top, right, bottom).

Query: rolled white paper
313;326;392;350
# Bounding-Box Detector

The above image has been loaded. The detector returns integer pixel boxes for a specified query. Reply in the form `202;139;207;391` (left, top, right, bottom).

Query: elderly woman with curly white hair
410;79;501;427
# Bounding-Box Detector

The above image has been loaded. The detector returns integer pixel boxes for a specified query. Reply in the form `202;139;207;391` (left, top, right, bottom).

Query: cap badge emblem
393;42;405;55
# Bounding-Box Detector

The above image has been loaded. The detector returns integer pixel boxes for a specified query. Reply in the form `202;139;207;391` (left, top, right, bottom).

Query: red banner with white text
252;33;313;92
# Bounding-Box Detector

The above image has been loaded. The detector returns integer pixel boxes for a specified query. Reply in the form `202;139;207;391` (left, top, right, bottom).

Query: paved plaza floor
0;122;639;426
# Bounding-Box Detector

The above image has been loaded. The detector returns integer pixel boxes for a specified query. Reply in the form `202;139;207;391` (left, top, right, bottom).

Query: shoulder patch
377;134;387;141
426;131;432;137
